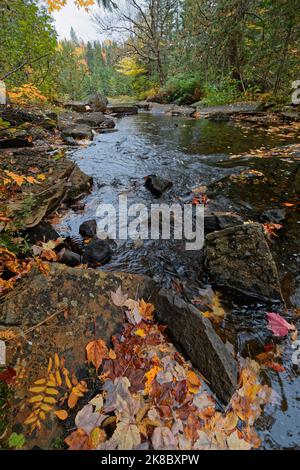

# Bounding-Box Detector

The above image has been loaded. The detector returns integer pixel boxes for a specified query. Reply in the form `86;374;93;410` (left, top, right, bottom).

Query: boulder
89;94;108;112
0;107;57;130
144;175;173;197
204;211;244;234
1;152;93;231
75;112;115;129
58;248;81;267
261;208;286;223
61;124;93;144
82;237;113;267
0;126;34;148
25;222;60;245
155;289;238;404
64;101;91;113
0;264;156;449
106;105;138;116
79;219;97;238
206;223;283;303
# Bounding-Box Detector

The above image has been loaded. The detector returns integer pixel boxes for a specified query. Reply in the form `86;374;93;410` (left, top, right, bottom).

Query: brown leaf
86;339;108;370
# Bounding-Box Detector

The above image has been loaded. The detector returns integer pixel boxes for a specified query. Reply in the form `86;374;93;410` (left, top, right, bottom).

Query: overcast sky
52;0;104;42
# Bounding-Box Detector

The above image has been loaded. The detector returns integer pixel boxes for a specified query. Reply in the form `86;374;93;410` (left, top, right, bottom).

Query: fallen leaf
112;422;141;450
75;404;107;434
267;312;294;337
86;339;108;370
227;430;252;450
152;426;178;450
111;286;128;307
55;410;68;420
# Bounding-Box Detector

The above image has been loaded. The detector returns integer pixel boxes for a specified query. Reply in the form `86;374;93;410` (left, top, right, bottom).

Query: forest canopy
1;0;299;105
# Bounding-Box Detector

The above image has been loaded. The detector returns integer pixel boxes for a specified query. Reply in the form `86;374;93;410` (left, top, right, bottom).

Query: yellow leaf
47;357;53;373
46;387;59;396
54;353;60;368
108;349;117;360
37;174;46;181
34;378;46;386
135;329;146;338
39;411;46;421
40;403;53;412
43;396;57;404
55;370;62;386
28;395;43;404
29;386;46;394
5;171;24;186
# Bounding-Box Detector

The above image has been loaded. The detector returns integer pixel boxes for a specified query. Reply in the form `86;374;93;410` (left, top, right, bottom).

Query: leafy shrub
8;84;47;106
200;79;242;106
160;73;202;105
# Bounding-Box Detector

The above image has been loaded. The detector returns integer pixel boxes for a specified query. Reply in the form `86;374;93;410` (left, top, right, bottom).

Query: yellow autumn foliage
8;84;47;106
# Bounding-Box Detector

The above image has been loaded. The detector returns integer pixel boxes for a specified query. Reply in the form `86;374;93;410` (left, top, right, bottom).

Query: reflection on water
57;112;300;449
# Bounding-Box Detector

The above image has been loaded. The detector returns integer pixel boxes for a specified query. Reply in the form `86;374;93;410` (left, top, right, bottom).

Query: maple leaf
110;286;128;307
152;427;178;450
112;422;141;450
103;377;131;413
227;430;252;450
65;429;91;450
86;339;108;370
139;299;155;320
267;312;294;337
75;404;107;434
89;394;104;411
126;306;143;325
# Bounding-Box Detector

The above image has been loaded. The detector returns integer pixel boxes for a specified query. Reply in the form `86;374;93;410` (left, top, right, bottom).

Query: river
57;111;300;449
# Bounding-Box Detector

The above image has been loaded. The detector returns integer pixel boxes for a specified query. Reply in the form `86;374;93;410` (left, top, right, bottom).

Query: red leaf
0;367;16;384
267;312;294;337
265;362;286;373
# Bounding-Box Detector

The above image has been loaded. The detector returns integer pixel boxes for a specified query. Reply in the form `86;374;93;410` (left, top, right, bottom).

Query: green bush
200;79;242;106
160;73;202;105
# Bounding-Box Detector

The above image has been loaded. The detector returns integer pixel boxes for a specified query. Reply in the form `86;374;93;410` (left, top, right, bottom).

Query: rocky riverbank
0;98;299;449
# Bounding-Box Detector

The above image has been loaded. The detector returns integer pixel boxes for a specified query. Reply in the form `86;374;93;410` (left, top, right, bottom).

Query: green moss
50;436;66;450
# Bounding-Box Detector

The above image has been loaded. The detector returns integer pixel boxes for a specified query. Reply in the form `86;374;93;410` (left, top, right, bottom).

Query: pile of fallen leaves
61;288;273;451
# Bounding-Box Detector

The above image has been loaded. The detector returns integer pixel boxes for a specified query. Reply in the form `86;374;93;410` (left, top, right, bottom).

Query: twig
6;308;65;342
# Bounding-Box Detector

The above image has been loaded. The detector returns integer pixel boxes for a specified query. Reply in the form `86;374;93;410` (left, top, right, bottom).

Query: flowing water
57;112;300;449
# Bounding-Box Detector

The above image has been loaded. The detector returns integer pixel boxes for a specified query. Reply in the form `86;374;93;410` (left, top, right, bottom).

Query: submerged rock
155;289;238;404
79;219;97;238
206;223;283;303
82;237;113;267
144;175;173;197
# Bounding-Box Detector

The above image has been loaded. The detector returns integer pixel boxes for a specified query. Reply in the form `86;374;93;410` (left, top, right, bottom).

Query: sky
52;0;104;42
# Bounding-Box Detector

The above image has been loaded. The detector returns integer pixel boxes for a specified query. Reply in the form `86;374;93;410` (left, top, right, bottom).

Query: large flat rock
155;290;238;405
0;264;157;448
206;223;283;302
195;102;264;119
0;152;92;231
